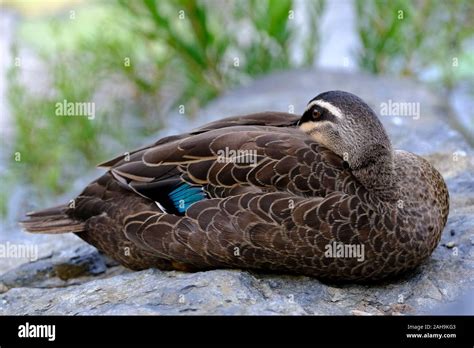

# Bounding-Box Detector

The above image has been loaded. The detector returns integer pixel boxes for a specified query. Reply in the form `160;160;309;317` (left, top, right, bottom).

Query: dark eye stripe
318;109;337;123
300;105;338;125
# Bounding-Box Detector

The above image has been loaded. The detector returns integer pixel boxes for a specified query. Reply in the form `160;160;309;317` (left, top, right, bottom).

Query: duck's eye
312;109;322;120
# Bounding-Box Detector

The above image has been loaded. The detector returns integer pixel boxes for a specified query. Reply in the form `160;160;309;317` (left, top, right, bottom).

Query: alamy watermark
55;99;95;120
324;242;365;262
217;147;258;165
18;322;55;341
380;99;420;120
0;241;38;261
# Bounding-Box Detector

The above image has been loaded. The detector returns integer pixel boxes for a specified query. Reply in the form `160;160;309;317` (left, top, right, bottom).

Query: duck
21;91;450;281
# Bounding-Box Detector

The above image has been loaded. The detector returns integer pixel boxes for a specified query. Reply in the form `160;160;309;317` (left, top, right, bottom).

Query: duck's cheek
308;126;340;150
309;131;327;146
299;121;318;134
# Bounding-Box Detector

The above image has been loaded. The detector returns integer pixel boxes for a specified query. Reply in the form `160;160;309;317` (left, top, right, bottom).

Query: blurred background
0;0;472;222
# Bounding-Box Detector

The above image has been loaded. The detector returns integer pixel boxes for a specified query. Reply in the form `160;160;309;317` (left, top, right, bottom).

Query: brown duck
21;91;449;281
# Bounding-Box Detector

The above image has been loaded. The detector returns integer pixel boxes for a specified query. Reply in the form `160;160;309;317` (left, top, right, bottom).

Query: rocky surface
1;69;473;315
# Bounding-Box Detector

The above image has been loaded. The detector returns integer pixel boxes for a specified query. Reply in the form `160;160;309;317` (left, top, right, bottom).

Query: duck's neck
349;144;399;203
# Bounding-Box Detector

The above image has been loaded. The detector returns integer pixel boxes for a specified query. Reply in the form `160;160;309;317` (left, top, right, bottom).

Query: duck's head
299;90;392;171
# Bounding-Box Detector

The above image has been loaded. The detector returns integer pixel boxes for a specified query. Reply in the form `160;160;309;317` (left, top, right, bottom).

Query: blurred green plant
119;0;325;110
355;0;474;88
5;44;108;198
3;0;326;215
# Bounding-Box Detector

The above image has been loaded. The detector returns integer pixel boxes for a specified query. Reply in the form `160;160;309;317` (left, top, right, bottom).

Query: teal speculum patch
168;183;207;213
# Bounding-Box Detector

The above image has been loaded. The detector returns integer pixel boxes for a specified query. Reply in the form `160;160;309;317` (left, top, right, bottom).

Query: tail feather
20;204;85;234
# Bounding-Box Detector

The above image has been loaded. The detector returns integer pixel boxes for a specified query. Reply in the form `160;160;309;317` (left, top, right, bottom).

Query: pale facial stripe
305;100;344;119
299;120;331;135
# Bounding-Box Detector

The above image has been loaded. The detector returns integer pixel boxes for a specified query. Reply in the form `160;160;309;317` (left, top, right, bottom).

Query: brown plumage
20;91;449;281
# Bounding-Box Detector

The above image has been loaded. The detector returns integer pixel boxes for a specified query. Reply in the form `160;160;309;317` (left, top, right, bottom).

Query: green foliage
233;0;294;75
355;0;474;86
3;4;140;209
6;45;104;195
119;0;326;108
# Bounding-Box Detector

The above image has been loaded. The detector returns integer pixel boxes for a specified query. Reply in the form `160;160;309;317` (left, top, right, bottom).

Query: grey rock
0;245;110;291
0;269;306;315
1;69;473;315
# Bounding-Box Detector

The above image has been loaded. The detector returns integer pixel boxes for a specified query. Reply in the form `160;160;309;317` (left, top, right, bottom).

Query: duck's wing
95;111;309;216
189;111;300;133
101;124;347;214
98;112;300;168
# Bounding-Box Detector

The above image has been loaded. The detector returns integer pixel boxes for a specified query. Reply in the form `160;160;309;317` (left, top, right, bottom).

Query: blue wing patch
168;183;207;213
